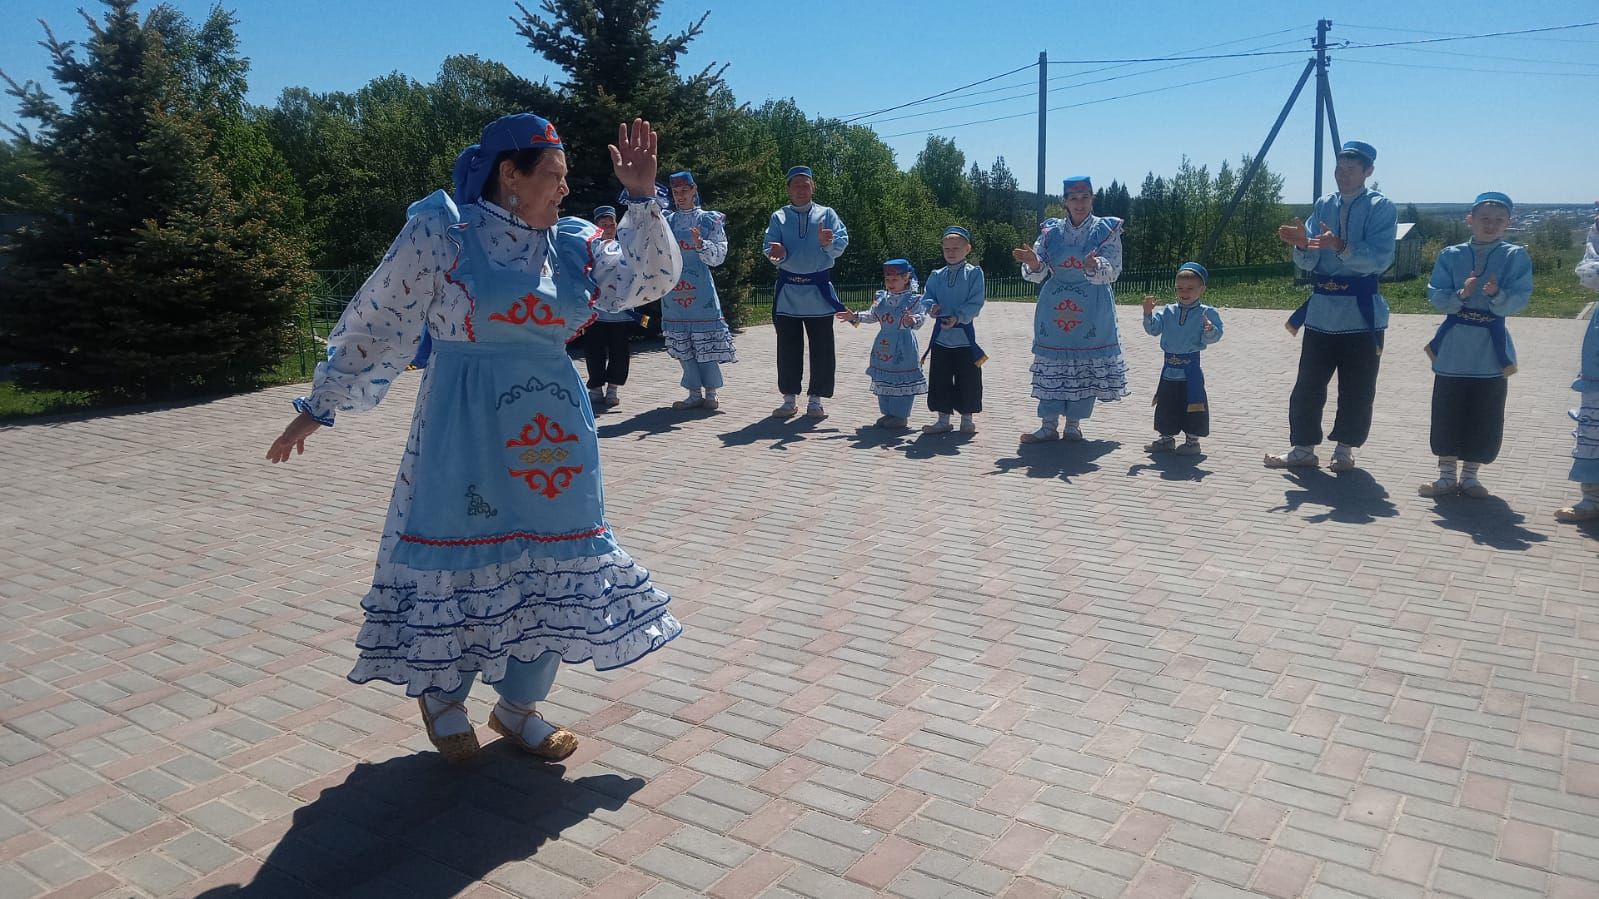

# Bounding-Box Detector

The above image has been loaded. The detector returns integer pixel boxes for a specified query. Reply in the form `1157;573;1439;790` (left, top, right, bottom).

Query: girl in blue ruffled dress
837;259;928;429
266;115;684;763
662;170;737;410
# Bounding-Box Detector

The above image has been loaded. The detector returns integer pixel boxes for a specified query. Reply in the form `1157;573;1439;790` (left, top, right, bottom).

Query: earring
506;192;520;210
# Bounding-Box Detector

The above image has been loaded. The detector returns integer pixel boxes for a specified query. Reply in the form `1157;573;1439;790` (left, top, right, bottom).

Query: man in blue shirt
765;166;849;418
1265;140;1398;472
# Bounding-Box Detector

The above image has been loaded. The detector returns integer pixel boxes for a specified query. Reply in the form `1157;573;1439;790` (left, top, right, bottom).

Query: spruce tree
0;0;310;397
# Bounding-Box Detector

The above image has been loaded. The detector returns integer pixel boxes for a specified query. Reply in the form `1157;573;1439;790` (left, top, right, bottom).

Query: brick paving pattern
1;304;1596;898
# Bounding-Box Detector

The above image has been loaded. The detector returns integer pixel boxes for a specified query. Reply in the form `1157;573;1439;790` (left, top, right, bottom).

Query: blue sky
4;0;1597;204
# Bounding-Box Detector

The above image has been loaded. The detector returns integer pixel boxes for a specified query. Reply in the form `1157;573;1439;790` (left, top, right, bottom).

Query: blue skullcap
1177;261;1209;283
1063;176;1093;194
787;165;814;182
592;206;617;221
943;226;972;242
668;170;701;208
1338;140;1377;165
884;258;915;280
1472;192;1513;214
451;113;563;205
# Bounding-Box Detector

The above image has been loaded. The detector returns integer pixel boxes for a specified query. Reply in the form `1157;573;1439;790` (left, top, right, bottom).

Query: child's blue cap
1177;262;1208;283
1471;192;1513;214
1063;176;1092;194
786;165;814;182
883;258;913;273
592;206;617;221
1338;140;1377;166
943;226;971;242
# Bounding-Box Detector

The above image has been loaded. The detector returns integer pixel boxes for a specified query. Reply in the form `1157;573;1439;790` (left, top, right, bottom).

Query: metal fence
292;262;1297;374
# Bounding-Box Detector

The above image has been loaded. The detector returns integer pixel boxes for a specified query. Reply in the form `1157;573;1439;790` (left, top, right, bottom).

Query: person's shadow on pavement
195;750;642;898
596;405;693;440
1127;452;1212;482
1269;468;1398;524
903;431;977;459
989;439;1118;483
1427;494;1549;551
718;414;836;451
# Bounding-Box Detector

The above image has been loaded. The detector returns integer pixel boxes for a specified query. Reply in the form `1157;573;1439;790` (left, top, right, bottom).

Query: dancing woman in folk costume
1558;212;1599;522
1013;176;1130;443
266;115;684;763
663;170;737;411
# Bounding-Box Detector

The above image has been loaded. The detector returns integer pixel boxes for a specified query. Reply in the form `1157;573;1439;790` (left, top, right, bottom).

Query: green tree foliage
0;0;310;397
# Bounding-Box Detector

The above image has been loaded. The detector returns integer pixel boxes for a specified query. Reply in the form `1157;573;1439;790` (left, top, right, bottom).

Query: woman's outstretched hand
267;412;321;464
609;119;659;199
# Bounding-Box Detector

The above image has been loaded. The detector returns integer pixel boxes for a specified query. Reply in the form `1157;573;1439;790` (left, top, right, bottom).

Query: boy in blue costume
582;206;634;408
1266;140;1398;472
1013;176;1129;443
1418;192;1532;499
921;226;987;435
765;166;849;419
1141;262;1224;455
837;259;928;429
663;171;737;411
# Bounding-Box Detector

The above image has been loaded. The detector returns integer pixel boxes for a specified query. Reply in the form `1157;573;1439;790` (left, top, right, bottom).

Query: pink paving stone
845;834;924;890
1191;716;1243;749
1316;743;1369;781
1387;697;1434;729
1124;861;1196;899
1498;820;1555;871
36;872;122;899
1001;877;1070;898
1226;797;1287;841
873;709;931;741
1086;724;1144;760
863;745;925;783
765;716;829;752
1097;764;1155;804
596;812;681;862
1567;760;1599;798
631;766;705;809
753;755;822;796
1208;755;1264;792
978;774;1047;816
673;691;740;725
1420;732;1470;768
1375;833;1438;885
981;823;1055;872
1105;808;1173;855
1460;772;1511;814
1342;786;1401;829
1251;848;1319;899
655;727;727;764
1517;720;1568;757
731;799;808;847
707;852;794;899
586;869;657;899
1290;706;1340;740
983;734;1042;771
859;787;930;832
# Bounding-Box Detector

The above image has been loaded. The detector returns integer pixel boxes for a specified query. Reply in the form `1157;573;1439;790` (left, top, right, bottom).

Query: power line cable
1340;58;1599;77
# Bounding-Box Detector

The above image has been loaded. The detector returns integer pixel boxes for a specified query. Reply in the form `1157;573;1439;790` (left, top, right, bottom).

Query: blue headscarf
669;170;701;209
1063;176;1093;195
451;113;563;206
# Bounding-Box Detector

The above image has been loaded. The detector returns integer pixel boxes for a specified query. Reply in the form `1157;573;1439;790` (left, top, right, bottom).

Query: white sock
705;388;718;400
1064;418;1080;430
422;693;471;737
686;387;703;399
1437;456;1459;482
937;413;952;425
807;395;823;408
1460;461;1481;482
959;414;973;426
1335;442;1355;457
783;393;797;406
1182;435;1199;444
1041;415;1060;431
494;698;555;744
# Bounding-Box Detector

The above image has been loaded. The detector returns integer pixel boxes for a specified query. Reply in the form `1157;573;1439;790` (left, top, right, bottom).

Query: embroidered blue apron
391;220;615;572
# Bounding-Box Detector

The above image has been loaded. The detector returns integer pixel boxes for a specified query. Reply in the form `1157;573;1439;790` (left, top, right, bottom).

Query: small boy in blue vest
1141;262;1223;455
1418;192;1531;499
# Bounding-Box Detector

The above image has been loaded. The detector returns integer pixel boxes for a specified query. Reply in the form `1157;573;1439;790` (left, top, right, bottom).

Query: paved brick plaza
1;303;1596;899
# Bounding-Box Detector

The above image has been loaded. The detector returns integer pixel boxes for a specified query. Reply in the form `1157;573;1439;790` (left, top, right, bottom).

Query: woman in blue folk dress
837;259;928;429
662;170;737;410
1013;176;1129;443
266;115;683;764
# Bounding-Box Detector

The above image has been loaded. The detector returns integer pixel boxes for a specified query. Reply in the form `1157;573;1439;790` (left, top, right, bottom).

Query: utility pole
1037;51;1047;224
1312;19;1332;203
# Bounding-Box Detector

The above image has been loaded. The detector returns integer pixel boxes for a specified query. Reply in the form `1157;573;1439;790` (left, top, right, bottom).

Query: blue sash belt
1426;309;1515;376
775;268;847;314
1286;272;1383;353
1156;352;1207;412
921;320;988;367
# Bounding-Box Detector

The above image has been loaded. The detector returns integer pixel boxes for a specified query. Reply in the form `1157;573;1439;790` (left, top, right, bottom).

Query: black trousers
1430;374;1507;463
583;320;632;388
774;314;835;397
1288;329;1383;448
1153;377;1210;437
927;343;983;414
